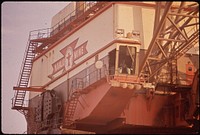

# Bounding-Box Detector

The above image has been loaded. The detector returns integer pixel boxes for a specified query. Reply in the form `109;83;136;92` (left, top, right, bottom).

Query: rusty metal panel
27;90;62;134
43;92;53;120
35;97;42;122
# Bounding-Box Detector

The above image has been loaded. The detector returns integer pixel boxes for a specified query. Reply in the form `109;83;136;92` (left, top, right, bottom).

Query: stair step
17;90;26;92
21;74;30;77
15;100;24;102
15;101;23;104
17;94;25;99
22;68;31;71
21;73;30;75
29;50;35;52
24;62;32;64
20;77;29;79
28;48;35;50
17;91;26;93
16;93;25;96
26;53;34;56
20;79;28;84
27;50;35;52
16;96;25;99
23;69;31;71
19;85;28;87
25;56;34;59
17;93;26;95
24;65;31;67
20;82;28;84
24;61;32;64
23;67;31;70
20;79;28;81
20;74;30;77
17;94;25;96
15;105;22;107
18;86;28;88
20;78;29;80
24;58;32;61
27;48;35;50
15;97;24;100
25;57;32;59
16;98;25;100
27;52;34;54
23;67;32;69
21;77;29;80
15;101;24;103
15;99;24;102
24;61;32;63
14;104;23;107
22;70;31;73
16;94;25;97
21;75;29;77
20;78;28;80
15;99;24;101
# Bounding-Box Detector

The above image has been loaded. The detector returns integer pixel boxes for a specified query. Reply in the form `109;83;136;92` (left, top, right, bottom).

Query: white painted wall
30;3;198;99
30;3;155;99
115;4;155;49
30;5;115;98
141;7;155;49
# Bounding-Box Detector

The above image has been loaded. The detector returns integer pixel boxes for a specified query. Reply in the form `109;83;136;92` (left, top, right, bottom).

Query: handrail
12;97;29;109
29;2;100;41
16;39;31;87
157;72;195;85
70;65;148;94
70;65;107;93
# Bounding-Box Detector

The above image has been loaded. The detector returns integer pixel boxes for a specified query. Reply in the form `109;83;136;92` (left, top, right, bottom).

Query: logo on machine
48;38;88;79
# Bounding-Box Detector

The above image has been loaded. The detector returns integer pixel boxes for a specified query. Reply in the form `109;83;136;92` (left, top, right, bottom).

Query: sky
1;1;70;134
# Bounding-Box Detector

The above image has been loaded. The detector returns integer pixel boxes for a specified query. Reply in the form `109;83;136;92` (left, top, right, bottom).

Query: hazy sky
1;2;70;134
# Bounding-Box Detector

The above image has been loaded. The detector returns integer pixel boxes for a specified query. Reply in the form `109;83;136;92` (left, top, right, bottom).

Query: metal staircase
12;2;110;118
64;91;81;127
29;2;110;53
63;78;83;127
12;39;37;116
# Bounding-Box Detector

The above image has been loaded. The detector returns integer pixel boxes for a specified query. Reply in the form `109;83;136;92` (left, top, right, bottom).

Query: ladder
12;1;110;119
64;91;81;127
168;48;178;85
12;39;37;116
29;2;110;53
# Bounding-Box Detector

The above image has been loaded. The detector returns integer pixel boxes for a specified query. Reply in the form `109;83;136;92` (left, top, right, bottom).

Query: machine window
118;46;136;75
108;49;116;75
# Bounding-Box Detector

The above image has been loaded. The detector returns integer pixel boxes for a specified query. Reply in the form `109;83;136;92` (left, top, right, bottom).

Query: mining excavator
12;2;199;134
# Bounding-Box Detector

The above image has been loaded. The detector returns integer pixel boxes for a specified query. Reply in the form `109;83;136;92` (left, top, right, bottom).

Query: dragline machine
12;2;199;134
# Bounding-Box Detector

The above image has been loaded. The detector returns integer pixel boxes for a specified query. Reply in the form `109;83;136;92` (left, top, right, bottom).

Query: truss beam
139;2;199;84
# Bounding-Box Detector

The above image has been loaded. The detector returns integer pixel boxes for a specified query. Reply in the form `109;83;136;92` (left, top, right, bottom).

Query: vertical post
153;2;161;36
115;45;119;75
135;52;139;75
67;73;70;101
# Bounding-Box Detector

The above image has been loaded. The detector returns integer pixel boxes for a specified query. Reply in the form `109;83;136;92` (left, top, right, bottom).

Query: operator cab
118;45;136;75
108;44;139;81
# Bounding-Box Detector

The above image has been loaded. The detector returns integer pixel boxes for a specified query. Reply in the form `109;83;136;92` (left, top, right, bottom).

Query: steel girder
139;2;199;84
